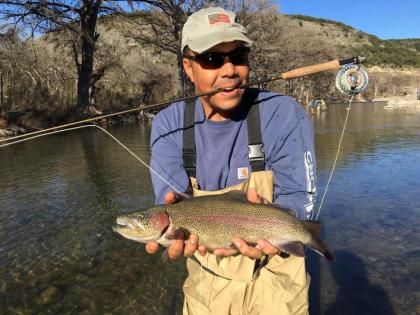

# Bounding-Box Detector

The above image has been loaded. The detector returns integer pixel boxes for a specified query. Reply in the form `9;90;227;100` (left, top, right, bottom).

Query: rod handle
281;60;340;79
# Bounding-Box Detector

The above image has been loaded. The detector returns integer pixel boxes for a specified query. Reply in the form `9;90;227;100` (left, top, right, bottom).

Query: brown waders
182;171;310;315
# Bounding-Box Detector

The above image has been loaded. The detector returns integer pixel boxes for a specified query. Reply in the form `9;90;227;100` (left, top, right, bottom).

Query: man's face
183;41;250;117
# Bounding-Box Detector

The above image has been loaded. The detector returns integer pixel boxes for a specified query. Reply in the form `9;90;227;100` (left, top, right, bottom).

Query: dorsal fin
302;221;321;238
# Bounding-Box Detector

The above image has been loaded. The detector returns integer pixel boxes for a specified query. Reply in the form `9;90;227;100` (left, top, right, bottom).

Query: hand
145;191;207;259
213;188;281;259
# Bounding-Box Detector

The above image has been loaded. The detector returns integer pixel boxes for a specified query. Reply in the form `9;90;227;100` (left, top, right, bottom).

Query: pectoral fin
277;242;305;258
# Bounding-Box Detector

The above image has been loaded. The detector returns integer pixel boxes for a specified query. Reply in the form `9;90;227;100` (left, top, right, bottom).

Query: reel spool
335;64;369;96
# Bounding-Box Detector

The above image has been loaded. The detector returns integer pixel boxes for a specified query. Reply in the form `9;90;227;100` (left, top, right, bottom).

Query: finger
247;188;271;204
213;248;239;257
257;239;281;255
197;245;207;256
145;242;159;254
165;191;178;204
184;234;198;257
167;239;184;259
233;238;263;259
247;188;263;204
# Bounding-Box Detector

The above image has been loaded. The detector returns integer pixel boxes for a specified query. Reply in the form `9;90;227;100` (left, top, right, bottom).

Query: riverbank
0;110;154;138
373;93;420;109
1;93;419;138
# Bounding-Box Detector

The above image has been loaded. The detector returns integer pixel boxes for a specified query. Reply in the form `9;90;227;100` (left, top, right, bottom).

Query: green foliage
289;14;420;68
288;14;355;31
367;34;381;45
354;41;420;67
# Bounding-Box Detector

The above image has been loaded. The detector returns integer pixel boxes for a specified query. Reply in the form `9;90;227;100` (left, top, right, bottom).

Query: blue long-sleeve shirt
150;90;316;220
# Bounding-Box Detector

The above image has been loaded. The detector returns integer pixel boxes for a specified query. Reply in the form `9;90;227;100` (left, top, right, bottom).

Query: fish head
113;206;169;243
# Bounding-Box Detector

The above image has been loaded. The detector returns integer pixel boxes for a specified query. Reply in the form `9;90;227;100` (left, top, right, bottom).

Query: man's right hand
145;191;207;259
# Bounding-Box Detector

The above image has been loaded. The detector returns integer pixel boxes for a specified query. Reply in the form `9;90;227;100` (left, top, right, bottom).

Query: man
147;7;316;315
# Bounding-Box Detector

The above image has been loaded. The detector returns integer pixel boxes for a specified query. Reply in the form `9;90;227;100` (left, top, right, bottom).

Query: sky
277;0;420;40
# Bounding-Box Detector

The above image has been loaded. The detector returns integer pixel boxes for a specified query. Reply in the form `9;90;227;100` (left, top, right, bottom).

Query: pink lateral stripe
186;214;284;226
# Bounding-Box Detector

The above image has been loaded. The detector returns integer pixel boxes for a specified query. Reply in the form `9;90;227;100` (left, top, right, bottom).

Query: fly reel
335;64;369;96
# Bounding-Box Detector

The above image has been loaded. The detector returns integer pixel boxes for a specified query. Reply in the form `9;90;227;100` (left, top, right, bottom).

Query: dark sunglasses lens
196;53;225;68
230;48;249;65
195;47;249;69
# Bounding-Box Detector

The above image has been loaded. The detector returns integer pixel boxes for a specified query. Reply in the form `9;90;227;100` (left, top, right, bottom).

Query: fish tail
307;237;335;261
302;221;334;261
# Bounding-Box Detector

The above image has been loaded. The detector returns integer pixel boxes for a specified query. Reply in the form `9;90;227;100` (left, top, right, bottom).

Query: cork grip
281;60;340;79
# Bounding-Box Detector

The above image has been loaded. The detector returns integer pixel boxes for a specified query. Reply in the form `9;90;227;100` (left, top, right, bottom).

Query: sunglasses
184;46;250;69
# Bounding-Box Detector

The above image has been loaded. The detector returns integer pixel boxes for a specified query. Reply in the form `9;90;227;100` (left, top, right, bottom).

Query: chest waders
182;89;310;315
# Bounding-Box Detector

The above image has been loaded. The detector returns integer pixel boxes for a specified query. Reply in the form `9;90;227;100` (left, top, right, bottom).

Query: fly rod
0;56;366;146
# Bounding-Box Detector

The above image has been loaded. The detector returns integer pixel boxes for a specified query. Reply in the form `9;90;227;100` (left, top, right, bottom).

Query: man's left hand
213;188;281;259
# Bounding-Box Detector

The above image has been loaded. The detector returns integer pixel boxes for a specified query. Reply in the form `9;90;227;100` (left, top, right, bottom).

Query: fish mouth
115;218;134;229
113;221;133;233
112;224;160;243
113;216;170;243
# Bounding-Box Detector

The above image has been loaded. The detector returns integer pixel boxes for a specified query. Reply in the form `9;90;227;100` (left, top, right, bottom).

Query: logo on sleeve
237;167;249;180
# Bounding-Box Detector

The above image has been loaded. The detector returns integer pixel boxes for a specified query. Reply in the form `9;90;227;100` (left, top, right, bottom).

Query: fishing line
289;63;368;289
0;56;368;296
0;123;181;193
0;124;95;148
0;56;364;146
315;63;368;218
288;95;355;290
94;125;181;194
315;94;355;220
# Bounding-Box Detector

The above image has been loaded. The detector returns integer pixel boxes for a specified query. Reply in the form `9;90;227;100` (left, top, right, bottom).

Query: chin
211;91;244;111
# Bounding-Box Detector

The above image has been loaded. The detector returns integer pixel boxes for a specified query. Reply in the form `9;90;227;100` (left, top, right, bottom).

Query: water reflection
324;250;395;315
80;130;116;208
0;103;419;314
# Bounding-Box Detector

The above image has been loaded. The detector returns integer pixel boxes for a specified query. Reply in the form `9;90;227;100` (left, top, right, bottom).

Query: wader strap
246;89;265;172
183;98;197;178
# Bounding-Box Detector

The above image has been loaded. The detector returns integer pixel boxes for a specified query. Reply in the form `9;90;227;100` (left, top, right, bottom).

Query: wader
182;92;310;315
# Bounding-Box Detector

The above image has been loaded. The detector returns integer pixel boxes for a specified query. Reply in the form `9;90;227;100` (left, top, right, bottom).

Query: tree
0;0;146;117
123;1;282;96
123;1;218;96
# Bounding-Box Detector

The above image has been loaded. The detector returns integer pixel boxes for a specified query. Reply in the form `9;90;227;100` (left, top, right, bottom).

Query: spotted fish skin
113;191;334;261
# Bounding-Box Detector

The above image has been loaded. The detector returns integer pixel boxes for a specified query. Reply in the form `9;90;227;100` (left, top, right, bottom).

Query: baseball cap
181;7;253;54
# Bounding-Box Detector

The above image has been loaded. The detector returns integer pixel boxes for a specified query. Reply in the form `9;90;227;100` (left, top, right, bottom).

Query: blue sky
277;0;420;40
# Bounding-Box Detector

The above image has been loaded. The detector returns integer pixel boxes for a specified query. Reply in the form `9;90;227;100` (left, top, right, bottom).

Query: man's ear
183;58;195;84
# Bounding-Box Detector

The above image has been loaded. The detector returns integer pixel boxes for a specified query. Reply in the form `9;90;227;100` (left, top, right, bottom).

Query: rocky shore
373;93;420;109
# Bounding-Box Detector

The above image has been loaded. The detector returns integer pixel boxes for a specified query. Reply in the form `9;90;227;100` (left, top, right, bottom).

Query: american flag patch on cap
207;13;232;25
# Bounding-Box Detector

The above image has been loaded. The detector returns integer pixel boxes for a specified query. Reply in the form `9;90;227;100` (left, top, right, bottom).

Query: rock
37;286;59;305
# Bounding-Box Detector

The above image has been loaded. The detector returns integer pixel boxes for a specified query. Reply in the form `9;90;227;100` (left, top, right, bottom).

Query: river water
0;102;419;314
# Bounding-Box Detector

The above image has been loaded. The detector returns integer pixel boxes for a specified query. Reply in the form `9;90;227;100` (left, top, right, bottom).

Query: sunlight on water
0;103;419;314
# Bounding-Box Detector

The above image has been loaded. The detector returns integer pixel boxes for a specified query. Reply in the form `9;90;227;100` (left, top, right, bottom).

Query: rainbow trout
113;191;334;261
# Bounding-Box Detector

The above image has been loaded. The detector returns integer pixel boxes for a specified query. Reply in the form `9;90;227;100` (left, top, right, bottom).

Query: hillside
1;10;419;132
287;15;420;68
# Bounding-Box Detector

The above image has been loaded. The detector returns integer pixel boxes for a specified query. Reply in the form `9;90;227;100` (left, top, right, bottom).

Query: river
0;102;418;314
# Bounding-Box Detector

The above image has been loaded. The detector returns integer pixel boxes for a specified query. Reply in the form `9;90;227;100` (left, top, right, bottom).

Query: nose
219;57;236;77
